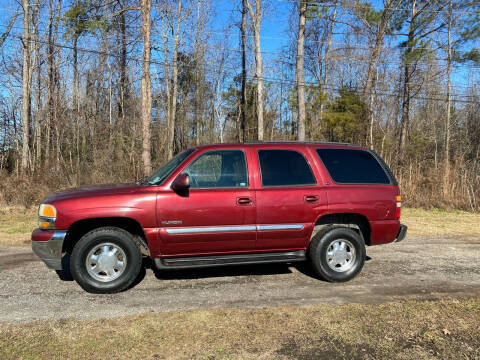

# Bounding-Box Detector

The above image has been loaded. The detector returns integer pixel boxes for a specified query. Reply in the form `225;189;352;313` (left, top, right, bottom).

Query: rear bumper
394;224;408;243
31;229;67;270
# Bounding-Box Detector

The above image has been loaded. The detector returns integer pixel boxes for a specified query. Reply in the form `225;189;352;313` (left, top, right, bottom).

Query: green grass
1;299;479;359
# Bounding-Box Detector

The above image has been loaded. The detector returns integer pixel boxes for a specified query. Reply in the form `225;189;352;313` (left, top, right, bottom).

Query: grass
1;298;479;359
0;207;479;246
0;207;36;246
402;208;480;237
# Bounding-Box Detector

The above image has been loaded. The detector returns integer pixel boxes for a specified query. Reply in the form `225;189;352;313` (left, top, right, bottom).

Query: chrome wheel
85;243;127;282
326;239;356;272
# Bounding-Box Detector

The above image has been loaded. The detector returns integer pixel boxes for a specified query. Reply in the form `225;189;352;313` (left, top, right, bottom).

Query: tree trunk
296;0;306;141
319;1;337;134
443;0;452;196
162;25;171;156
399;59;411;160
141;0;152;176
363;0;395;148
118;1;128;128
246;0;264;140
194;0;202;146
363;0;394;98
21;0;31;172
46;0;53;167
31;0;41;166
167;0;182;160
399;0;416;161
239;0;247;142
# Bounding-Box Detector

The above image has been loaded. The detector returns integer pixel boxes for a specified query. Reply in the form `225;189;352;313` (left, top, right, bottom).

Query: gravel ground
0;235;479;323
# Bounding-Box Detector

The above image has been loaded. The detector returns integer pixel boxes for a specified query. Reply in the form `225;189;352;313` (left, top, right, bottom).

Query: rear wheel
70;227;143;293
309;227;365;282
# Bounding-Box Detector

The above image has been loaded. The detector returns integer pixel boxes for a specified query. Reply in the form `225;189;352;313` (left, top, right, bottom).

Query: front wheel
70;227;143;293
309;227;366;282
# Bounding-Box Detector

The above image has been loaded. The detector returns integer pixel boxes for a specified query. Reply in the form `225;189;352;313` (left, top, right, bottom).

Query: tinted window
258;150;316;187
316;149;390;184
147;149;195;185
185;150;248;188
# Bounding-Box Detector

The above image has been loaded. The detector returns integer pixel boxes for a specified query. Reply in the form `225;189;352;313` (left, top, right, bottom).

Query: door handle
304;195;319;203
237;197;252;205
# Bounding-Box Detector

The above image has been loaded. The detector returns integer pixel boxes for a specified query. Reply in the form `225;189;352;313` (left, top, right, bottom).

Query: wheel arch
63;217;149;255
311;213;372;246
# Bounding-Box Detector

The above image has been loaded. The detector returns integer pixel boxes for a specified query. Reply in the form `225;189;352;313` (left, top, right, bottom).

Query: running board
153;251;306;270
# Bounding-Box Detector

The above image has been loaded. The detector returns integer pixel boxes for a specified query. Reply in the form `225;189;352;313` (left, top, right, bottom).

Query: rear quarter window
316;148;391;184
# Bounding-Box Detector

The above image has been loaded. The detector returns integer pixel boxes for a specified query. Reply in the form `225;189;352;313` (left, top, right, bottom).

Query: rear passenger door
253;148;327;251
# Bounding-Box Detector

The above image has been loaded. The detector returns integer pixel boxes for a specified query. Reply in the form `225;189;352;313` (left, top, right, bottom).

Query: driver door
157;149;257;255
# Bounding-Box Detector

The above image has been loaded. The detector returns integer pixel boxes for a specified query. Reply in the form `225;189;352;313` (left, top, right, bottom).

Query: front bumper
394;224;408;243
31;229;67;270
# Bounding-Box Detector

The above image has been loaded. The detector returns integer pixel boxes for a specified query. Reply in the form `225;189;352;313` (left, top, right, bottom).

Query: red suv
32;142;407;293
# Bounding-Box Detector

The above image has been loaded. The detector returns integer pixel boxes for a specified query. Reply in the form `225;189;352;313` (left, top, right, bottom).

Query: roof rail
243;140;357;146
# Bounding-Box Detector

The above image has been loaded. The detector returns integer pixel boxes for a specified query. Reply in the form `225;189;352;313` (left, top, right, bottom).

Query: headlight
38;204;57;229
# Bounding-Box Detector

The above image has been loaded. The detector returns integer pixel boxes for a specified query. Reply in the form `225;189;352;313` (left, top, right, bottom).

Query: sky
0;0;477;103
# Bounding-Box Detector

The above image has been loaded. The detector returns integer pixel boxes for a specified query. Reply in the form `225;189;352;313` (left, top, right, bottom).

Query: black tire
308;227;365;282
70;227;143;294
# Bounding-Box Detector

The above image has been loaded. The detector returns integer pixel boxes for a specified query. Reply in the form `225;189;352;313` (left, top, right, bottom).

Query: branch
0;6;21;48
111;6;141;17
245;0;256;30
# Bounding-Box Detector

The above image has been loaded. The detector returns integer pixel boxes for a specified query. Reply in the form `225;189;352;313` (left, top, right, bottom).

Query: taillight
396;195;401;219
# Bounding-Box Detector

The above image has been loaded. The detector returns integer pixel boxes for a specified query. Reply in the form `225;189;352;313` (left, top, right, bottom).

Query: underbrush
1;155;479;212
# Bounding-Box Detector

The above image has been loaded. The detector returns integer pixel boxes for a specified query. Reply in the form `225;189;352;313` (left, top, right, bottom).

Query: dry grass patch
0;207;36;245
1;207;480;246
1;298;479;359
402;208;480;237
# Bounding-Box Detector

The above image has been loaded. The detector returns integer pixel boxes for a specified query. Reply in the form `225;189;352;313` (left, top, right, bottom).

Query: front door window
185;150;248;189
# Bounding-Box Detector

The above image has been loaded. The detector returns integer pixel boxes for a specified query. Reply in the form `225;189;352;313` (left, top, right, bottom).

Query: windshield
146;149;195;185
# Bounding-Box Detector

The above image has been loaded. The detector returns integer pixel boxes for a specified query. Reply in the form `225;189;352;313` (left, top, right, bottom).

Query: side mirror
171;173;190;192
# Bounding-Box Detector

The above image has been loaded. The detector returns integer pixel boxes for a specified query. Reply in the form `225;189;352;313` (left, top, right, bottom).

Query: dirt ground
0;234;479;324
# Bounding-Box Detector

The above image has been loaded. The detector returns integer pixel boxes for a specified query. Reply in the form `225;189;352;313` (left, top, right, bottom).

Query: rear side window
316;149;390;184
258;150;316;187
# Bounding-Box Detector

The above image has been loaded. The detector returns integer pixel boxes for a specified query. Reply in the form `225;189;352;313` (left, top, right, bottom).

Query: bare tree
141;0;152;175
166;0;183;160
358;0;399;149
296;0;307;141
21;0;32;172
239;0;247;142
246;0;264;140
443;0;453;195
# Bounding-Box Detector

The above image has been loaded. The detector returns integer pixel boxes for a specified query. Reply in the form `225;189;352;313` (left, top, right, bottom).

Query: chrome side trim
164;224;304;234
165;225;256;234
257;224;304;231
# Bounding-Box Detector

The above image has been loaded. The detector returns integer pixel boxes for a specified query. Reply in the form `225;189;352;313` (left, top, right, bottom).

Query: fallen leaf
442;328;451;335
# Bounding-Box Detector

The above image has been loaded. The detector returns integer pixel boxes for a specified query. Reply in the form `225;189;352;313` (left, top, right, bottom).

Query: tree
21;0;31;172
323;88;368;144
141;0;152;175
164;0;183;160
398;0;446;161
239;0;247;142
296;0;307;141
246;0;264;140
354;0;402;149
